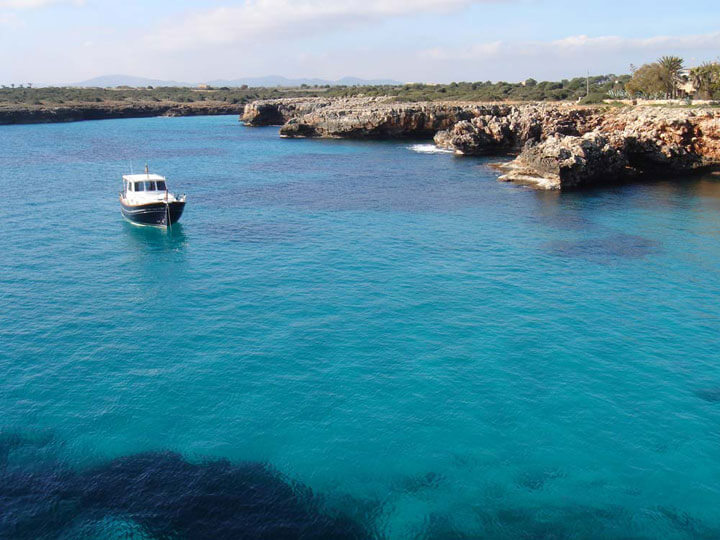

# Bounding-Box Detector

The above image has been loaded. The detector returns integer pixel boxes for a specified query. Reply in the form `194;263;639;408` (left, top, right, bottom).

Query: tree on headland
690;62;720;99
657;55;684;98
625;63;667;98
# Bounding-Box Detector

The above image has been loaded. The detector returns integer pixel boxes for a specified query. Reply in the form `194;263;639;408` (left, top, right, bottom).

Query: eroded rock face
495;133;629;190
244;97;484;138
599;108;711;171
433;104;598;155
241;97;720;189
241;98;334;126
0;102;244;125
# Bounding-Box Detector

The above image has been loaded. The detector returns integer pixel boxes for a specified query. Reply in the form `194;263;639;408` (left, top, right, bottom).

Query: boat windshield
131;180;167;192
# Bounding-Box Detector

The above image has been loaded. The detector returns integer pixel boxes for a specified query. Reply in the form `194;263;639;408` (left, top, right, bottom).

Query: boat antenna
129;161;134;174
145;163;149;177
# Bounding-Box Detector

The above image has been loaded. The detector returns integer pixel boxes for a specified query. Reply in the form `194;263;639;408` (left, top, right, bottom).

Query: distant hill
206;75;402;87
70;75;193;88
68;74;401;88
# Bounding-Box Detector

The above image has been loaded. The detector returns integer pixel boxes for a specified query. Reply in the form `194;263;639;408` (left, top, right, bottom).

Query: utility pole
586;70;590;97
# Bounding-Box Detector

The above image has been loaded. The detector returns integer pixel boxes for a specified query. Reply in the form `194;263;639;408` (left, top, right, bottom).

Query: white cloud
410;31;720;82
423;32;720;61
145;0;492;51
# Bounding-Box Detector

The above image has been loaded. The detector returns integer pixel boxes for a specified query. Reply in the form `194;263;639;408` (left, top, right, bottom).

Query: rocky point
242;98;720;190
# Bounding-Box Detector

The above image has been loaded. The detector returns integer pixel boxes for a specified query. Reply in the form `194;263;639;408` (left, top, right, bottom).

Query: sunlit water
1;115;720;539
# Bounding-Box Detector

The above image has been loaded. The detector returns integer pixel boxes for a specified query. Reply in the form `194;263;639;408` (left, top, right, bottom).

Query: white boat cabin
122;173;181;204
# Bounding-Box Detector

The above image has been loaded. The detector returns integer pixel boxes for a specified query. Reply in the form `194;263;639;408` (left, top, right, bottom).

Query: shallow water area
1;115;720;539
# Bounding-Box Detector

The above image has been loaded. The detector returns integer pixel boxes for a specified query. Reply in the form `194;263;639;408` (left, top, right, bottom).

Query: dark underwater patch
0;450;368;540
395;471;444;495
203;220;305;244
545;233;660;262
694;387;720;403
470;503;719;540
515;468;565;492
656;506;720;540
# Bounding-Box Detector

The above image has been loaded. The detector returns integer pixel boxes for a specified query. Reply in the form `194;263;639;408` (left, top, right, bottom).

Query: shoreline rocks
242;97;720;190
494;133;629;190
244;97;483;138
433;104;597;155
0;102;244;125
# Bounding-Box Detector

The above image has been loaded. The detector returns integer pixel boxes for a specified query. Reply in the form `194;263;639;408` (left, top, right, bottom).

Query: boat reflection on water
122;220;188;252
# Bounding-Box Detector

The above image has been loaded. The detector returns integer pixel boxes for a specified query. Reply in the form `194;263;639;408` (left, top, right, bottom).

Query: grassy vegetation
324;75;630;102
6;71;716;110
0;75;631;107
0;86;309;107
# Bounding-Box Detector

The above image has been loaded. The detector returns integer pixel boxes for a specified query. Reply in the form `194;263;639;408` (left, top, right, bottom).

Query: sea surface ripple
1;115;720;539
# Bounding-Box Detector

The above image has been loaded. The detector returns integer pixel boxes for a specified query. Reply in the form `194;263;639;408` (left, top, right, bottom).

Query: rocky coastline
0;101;244;125
242;97;720;190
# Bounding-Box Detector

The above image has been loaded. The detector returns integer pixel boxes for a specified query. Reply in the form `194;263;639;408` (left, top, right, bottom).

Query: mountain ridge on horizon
67;74;403;88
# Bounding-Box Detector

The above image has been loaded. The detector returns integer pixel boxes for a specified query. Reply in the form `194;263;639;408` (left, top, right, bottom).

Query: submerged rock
0;450;369;540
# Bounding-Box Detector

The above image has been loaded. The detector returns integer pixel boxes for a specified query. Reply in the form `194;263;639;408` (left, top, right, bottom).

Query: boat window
145;181;156;191
135;182;145;192
156;180;167;191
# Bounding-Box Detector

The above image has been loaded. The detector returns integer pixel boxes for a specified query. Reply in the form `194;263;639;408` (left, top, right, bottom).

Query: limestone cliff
243;97;483;138
0;102;244;125
241;97;720;190
433;104;598;154
496;107;720;188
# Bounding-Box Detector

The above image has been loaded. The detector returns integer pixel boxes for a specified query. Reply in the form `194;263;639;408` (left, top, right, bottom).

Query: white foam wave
408;144;454;155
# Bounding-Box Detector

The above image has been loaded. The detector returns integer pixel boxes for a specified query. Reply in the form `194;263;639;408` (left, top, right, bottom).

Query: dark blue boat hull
120;200;185;226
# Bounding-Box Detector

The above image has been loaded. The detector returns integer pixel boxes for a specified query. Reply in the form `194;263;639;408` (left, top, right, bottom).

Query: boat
119;166;186;227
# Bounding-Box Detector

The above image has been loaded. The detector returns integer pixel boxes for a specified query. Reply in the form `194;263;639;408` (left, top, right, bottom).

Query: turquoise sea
1;115;720;539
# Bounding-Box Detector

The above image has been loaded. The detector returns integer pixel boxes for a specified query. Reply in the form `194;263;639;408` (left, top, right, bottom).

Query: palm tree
657;56;684;98
690;62;720;99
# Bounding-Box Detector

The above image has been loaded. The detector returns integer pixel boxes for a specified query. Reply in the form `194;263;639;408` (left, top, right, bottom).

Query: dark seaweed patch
203;221;305;244
656;506;720;540
515;468;565;492
395;471;443;494
695;387;720;403
0;450;369;540
545;233;660;262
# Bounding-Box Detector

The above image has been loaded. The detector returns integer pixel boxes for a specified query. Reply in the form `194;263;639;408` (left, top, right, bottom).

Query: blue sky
1;0;718;85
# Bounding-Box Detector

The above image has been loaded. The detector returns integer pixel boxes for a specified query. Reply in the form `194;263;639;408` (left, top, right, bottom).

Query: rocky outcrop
241;97;334;126
243;97;483;138
241;97;720;189
494;133;629;190
0;102;244;125
598;107;717;171
433;104;598;155
252;98;720;188
493;107;720;189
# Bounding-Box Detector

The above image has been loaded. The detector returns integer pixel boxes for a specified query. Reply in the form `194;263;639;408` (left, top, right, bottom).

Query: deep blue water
1;115;720;539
